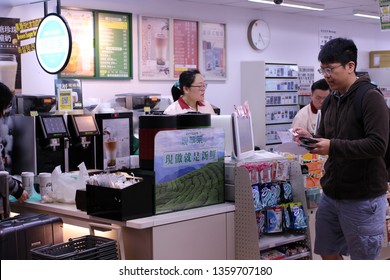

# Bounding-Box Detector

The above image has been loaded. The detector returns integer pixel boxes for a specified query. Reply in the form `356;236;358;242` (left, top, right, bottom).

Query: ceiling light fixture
353;10;380;20
248;0;324;11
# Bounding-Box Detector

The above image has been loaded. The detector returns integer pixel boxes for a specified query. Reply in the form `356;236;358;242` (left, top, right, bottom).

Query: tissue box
86;169;155;221
305;187;321;209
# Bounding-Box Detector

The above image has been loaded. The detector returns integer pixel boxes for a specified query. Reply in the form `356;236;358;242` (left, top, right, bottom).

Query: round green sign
35;13;72;74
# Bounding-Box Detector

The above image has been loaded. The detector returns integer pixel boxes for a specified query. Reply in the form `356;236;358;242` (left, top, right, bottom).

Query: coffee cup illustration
104;137;117;168
154;33;168;66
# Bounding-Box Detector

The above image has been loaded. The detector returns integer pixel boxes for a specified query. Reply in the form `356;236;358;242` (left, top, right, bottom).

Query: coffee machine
35;115;70;174
12;95;69;175
67;114;100;171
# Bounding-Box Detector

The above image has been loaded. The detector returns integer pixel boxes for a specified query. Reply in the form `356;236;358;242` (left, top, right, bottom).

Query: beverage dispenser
12;95;66;175
35;115;69;174
67;114;100;171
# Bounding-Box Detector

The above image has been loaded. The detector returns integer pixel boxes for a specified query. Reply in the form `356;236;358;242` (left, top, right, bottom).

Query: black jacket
316;75;389;199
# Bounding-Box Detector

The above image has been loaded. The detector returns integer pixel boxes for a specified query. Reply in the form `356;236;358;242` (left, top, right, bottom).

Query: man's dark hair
318;38;358;70
0;82;13;117
311;78;330;93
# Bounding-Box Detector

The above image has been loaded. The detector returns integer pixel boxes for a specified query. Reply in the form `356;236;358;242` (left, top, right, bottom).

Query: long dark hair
0;82;13;117
179;69;201;89
171;69;201;101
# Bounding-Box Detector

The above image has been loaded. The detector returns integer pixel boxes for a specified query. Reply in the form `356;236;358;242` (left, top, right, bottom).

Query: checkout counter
11;200;235;260
8;94;234;260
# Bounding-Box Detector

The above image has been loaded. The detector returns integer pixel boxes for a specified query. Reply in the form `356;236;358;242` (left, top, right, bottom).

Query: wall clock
247;19;270;50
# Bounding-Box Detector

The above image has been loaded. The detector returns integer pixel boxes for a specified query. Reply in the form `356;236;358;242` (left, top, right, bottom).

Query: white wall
1;0;389;114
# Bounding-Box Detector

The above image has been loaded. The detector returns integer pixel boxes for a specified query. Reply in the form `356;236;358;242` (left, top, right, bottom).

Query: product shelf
234;159;312;260
259;233;307;251
284;251;311;260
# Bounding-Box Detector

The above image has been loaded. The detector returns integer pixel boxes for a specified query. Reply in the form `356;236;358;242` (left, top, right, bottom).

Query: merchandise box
86;169;155;221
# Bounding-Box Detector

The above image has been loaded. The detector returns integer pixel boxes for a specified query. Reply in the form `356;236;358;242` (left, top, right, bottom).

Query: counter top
11;200;235;229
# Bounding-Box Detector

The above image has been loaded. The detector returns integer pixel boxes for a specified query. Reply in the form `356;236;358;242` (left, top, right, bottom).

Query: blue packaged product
256;210;265;236
252;185;262;210
282;204;291;229
259;183;275;208
265;206;283;233
281;181;293;202
289;202;307;229
270;182;281;206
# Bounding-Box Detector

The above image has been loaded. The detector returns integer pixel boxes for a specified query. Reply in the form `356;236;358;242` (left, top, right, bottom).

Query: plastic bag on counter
87;172;142;189
51;163;88;204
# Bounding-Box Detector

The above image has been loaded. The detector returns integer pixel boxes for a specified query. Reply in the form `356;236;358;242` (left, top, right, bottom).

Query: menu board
61;9;95;77
60;8;132;79
97;12;131;78
173;19;198;78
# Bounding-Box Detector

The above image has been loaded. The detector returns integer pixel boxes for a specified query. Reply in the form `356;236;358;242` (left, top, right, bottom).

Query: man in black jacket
293;38;389;260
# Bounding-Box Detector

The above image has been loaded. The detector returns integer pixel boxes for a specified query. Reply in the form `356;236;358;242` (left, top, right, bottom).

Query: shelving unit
234;159;312;260
241;61;300;151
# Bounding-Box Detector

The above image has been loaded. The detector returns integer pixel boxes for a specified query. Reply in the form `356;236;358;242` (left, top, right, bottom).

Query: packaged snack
274;159;290;181
289;202;308;229
264;206;283;233
256;210;266;236
259;249;285;260
258;162;272;183
252;184;262;210
259;183;274;208
270;182;281;206
281;181;293;202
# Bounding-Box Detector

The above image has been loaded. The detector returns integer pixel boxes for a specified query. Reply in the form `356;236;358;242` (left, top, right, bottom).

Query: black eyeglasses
189;83;208;90
318;64;343;76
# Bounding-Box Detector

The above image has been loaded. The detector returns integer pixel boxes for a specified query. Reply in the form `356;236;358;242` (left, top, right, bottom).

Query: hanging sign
35;13;72;74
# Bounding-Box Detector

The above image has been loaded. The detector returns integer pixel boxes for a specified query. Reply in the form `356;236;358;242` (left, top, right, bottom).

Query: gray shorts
314;193;387;260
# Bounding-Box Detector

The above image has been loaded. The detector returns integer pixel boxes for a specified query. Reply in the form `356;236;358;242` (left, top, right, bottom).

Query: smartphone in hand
299;137;318;144
299;137;318;150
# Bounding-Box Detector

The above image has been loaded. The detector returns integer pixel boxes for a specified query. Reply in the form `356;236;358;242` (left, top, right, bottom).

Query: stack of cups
21;171;34;197
39;172;53;203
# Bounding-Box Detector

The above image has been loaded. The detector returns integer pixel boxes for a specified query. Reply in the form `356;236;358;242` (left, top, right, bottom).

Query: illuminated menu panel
60;9;132;79
173;19;198;78
98;12;131;78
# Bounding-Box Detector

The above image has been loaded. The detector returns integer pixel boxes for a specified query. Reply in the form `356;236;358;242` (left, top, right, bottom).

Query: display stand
241;61;299;151
234;160;312;260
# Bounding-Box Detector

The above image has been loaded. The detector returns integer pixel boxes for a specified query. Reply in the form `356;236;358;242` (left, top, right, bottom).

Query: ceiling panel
0;0;382;25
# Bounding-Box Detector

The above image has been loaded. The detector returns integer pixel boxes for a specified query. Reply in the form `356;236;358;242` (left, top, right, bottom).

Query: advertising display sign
35;13;72;74
154;128;225;214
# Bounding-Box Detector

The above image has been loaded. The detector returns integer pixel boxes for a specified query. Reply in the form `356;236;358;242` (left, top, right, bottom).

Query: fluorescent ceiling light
248;0;324;11
353;10;380;20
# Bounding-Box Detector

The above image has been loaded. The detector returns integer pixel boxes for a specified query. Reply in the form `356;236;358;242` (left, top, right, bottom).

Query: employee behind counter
164;70;216;115
0;82;29;212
